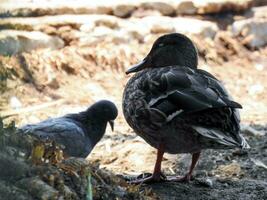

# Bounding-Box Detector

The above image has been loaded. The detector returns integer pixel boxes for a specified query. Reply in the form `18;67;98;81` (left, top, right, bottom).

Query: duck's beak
108;120;114;132
126;59;147;74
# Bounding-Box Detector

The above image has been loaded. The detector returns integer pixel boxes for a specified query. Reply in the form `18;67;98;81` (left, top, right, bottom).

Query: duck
122;33;249;183
18;100;118;158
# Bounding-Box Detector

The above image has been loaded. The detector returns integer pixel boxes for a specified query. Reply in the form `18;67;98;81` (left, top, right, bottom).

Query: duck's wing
143;66;248;148
18;118;91;156
146;67;241;114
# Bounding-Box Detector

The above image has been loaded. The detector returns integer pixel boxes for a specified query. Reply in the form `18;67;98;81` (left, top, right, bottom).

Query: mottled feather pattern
123;66;248;153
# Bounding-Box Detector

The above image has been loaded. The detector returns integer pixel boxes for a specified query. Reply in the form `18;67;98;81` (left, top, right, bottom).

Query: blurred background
0;0;267;195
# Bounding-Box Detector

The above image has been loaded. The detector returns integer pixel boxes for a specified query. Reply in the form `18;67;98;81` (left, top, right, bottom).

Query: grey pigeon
122;33;249;183
18;100;118;158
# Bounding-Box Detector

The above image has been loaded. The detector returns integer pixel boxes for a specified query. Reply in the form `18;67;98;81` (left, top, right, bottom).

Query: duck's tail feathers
239;134;250;149
193;126;250;149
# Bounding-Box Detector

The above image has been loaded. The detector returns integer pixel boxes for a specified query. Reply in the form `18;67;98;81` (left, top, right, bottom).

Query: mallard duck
122;33;249;183
18;100;118;158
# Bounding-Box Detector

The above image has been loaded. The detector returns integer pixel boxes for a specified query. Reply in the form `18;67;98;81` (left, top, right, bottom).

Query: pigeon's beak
126;58;148;74
108;120;114;132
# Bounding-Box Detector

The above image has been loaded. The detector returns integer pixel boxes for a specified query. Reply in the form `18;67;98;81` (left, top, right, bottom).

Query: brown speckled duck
122;33;249;184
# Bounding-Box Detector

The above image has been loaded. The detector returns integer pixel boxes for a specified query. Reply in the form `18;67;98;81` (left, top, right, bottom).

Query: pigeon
18;100;118;158
122;33;249;183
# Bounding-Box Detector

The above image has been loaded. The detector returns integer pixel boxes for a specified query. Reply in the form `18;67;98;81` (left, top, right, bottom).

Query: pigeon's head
88;100;118;131
126;33;198;74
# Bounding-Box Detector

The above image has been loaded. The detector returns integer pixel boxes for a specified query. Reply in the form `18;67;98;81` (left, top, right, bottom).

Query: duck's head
126;33;198;74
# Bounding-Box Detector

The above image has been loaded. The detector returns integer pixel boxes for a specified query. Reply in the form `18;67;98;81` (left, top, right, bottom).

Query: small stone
113;4;136;18
254;63;264;71
248;84;264;95
241;124;265;136
47;78;60;89
196;0;253;14
79;23;95;33
151;23;175;34
197;178;213;188
140;2;175;16
9;96;22;109
176;1;197;15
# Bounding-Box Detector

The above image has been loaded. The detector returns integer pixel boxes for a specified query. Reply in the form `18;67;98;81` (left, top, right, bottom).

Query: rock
94;16;119;29
9;96;22;109
196;0;253;14
131;8;162;18
173;17;218;38
196;178;214;188
241;124;265;136
92;26;115;37
79;23;95;33
0;0;256;18
251;6;267;19
0;15;121;31
150;24;175;34
0;30;64;56
118;20;150;42
176;1;197;15
251;159;267;170
0;1;114;17
140;1;175;16
113;4;136;18
231;17;267;48
0;14;217;40
248;84;264;95
139;16;218;38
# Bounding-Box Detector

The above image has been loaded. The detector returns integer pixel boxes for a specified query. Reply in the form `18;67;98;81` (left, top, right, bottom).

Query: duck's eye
158;43;164;47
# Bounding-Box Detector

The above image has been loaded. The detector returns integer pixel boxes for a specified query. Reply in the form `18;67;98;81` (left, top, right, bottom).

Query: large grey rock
0;30;64;55
232;18;267;48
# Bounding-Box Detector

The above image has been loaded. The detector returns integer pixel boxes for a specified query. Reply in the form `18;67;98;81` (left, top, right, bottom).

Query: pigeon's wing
18;118;91;157
19;118;84;138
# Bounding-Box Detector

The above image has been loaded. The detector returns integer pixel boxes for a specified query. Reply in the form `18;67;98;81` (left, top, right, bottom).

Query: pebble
197;178;213;188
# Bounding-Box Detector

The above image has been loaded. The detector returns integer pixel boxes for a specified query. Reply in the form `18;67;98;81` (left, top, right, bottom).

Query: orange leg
130;142;166;184
167;152;201;182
